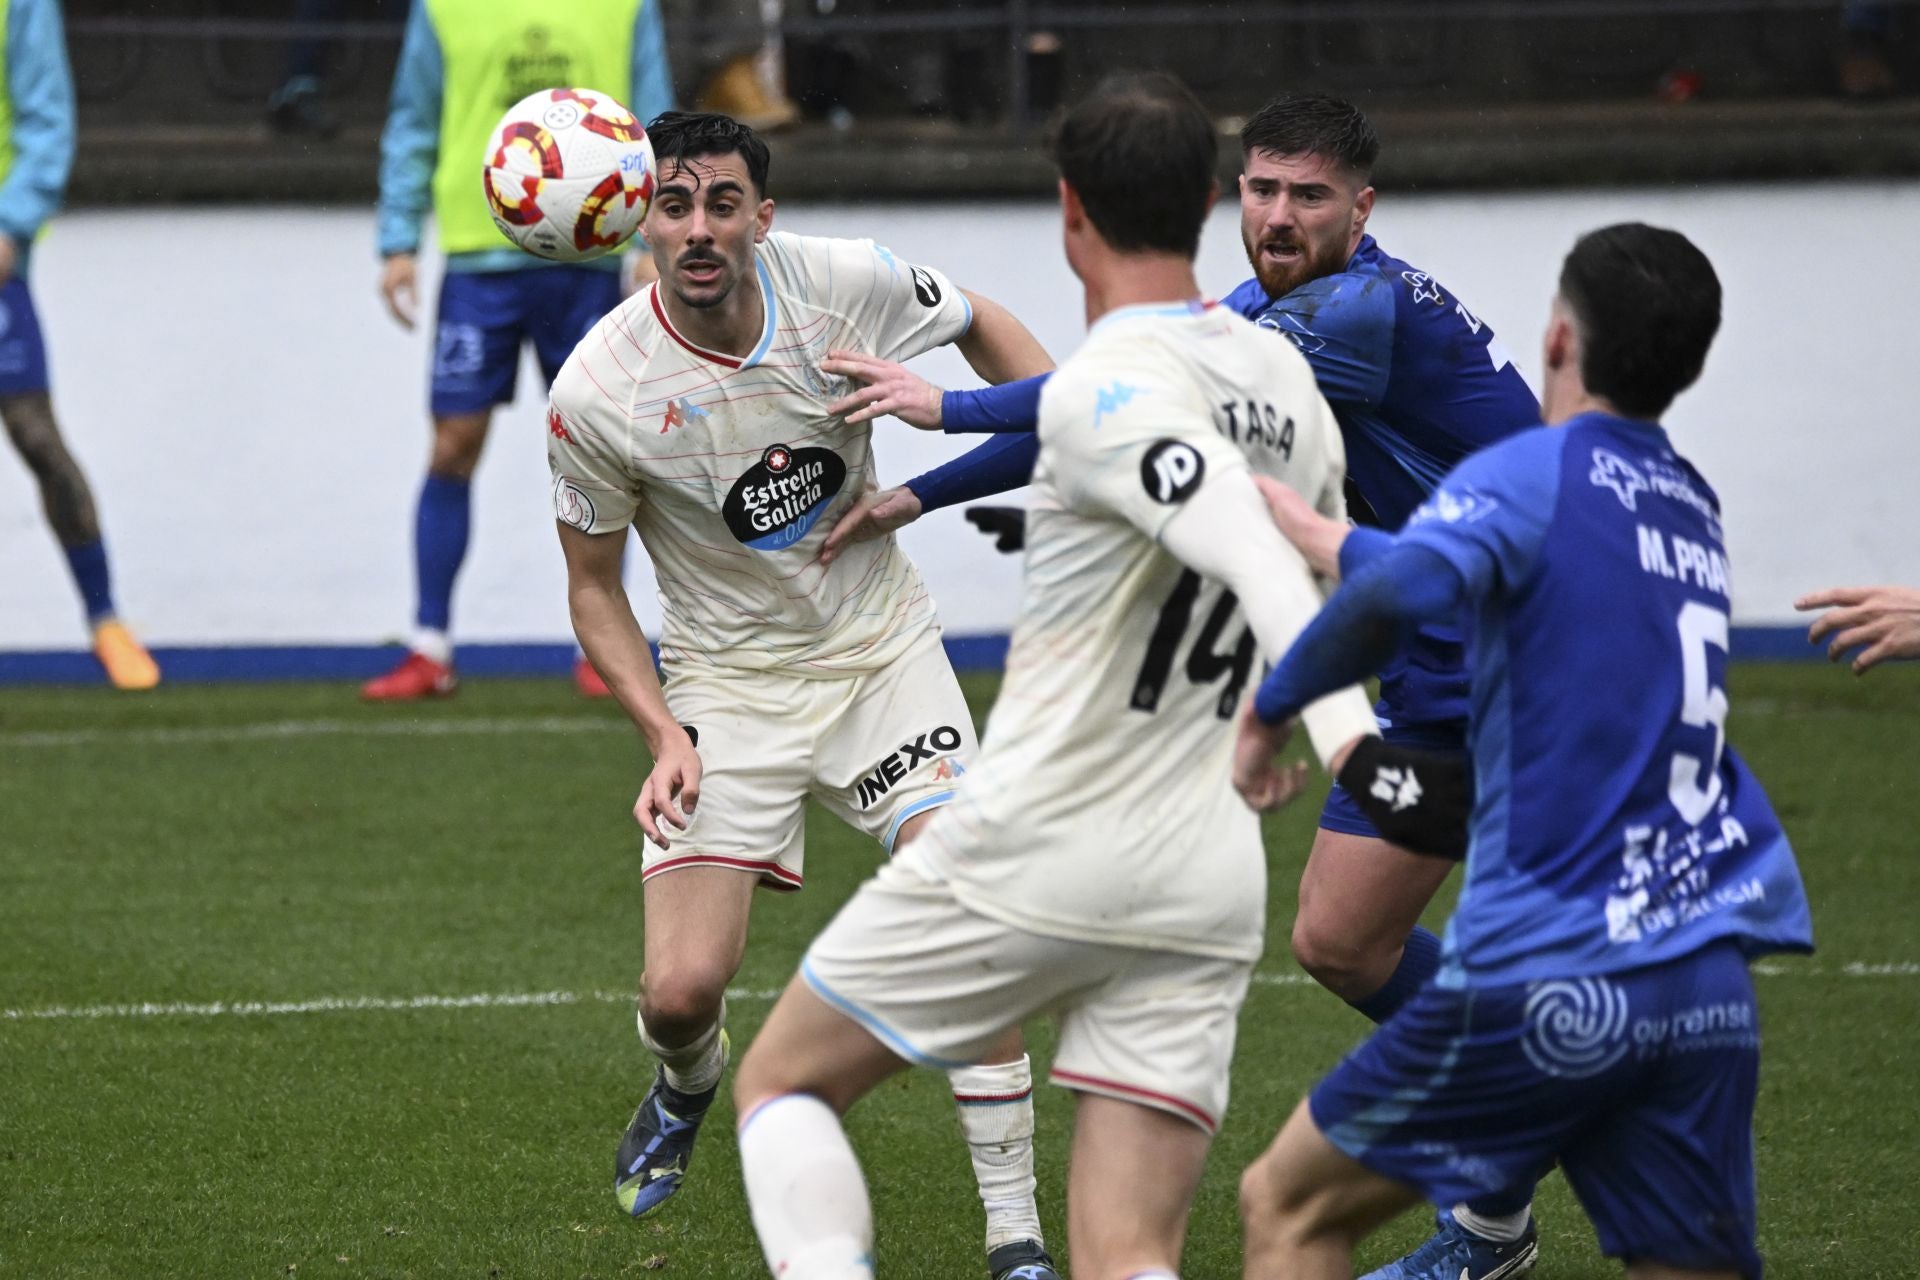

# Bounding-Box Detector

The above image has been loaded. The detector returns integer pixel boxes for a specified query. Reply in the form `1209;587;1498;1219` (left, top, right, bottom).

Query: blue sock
413;473;471;632
1346;925;1443;1024
63;538;116;624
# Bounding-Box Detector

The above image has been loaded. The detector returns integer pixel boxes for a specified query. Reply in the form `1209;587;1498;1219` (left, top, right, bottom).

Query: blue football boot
986;1238;1061;1280
1362;1208;1538;1280
612;1032;728;1218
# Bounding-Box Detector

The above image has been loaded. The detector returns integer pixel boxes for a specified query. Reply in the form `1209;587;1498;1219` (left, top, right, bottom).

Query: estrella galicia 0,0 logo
723;443;848;550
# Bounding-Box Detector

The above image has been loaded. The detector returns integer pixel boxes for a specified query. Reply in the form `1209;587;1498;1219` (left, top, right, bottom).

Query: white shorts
801;847;1253;1133
642;631;976;891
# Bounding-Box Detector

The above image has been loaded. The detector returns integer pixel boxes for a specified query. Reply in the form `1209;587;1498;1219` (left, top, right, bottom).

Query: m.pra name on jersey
855;725;965;810
1636;524;1730;598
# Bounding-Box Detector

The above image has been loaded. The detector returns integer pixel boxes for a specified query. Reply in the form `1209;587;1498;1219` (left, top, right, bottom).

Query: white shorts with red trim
642;631;976;891
800;845;1252;1134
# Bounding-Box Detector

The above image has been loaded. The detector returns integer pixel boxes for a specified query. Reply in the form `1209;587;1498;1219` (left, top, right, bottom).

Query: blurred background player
663;0;798;130
1236;222;1814;1280
364;0;674;700
732;72;1383;1280
1;0;157;690
816;92;1545;1278
545;112;1061;1279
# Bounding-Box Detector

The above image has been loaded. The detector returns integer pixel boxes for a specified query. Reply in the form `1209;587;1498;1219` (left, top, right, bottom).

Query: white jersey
915;301;1354;962
546;230;973;675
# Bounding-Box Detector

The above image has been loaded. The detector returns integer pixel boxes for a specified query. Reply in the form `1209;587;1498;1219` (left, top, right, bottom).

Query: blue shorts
429;266;622;415
0;278;51;396
1311;942;1764;1278
1318;711;1467;840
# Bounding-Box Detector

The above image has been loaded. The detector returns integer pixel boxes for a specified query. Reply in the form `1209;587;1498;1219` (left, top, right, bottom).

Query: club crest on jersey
1590;449;1650;511
723;443;848;551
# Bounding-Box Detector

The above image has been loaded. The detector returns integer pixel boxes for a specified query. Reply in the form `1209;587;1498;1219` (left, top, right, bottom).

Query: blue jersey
1397;412;1814;986
1223;237;1539;724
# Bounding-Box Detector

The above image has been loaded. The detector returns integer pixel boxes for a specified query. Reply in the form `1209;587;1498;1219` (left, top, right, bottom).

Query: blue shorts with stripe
0;278;51;396
1310;941;1764;1278
429;265;622;415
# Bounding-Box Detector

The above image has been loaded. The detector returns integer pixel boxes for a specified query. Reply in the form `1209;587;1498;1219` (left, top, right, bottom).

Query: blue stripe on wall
0;626;1823;686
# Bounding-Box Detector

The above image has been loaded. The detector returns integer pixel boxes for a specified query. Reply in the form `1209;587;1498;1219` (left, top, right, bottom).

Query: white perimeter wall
2;184;1915;649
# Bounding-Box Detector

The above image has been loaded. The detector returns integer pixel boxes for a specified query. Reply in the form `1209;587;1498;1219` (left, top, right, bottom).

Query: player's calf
1240;1101;1419;1280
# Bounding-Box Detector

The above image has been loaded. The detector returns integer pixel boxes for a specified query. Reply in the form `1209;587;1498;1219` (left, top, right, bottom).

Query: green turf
2;664;1918;1277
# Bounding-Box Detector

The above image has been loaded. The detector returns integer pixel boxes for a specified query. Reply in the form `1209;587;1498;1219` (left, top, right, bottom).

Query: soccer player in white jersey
545;112;1062;1280
730;75;1390;1280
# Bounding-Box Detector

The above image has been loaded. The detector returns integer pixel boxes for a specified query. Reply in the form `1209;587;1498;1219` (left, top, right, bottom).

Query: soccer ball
482;87;656;262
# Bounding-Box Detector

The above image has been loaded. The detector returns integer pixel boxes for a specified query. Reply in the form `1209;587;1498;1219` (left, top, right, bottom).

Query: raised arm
955;288;1054;385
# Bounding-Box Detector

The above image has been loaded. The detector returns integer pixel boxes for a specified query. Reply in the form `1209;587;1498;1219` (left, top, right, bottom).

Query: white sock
738;1093;875;1280
637;1000;728;1095
948;1055;1044;1251
1123;1271;1179;1279
1451;1201;1532;1243
410;627;452;665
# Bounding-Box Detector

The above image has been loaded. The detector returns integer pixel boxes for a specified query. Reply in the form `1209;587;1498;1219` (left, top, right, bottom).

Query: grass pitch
2;664;1918;1278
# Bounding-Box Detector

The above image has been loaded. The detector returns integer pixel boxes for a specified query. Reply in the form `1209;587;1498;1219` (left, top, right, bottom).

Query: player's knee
638;967;728;1043
428;416;488;477
1289;912;1379;998
1240;1151;1345;1249
0;398;65;476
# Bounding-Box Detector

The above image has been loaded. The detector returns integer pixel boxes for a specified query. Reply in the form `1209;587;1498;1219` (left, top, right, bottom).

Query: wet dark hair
1559;223;1723;419
1238;93;1379;180
645;111;772;196
1051;72;1217;257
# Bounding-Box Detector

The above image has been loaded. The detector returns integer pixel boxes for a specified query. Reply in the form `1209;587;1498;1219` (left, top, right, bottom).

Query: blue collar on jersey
649;254;779;370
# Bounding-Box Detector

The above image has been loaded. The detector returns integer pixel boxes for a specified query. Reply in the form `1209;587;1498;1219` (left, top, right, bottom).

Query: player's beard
1244;227;1349;300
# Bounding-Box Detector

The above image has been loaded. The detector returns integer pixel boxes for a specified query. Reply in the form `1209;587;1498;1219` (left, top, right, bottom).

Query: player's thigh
811;631;976;851
0;279;52;403
641;864;761;996
736;972;914;1118
1064;1092;1213;1279
1051;949;1253;1137
532;265;623;384
430;271;529;415
1295;826;1455;955
1560;945;1764;1279
800;847;1090;1073
641;665;815;890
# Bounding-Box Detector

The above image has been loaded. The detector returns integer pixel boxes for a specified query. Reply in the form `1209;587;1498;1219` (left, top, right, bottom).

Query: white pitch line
0;964;1896;1025
0;716;632;749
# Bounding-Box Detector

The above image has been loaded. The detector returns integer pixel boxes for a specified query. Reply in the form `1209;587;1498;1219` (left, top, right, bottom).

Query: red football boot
361;651;458;701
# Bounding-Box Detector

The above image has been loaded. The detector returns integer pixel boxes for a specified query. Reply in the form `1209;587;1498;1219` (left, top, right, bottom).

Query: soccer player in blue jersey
817;94;1545;1275
0;0;158;688
365;0;674;700
1232;223;1814;1280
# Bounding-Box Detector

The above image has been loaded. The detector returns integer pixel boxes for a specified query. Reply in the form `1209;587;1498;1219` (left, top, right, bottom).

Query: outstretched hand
823;350;944;428
1796;584;1920;673
821;485;924;566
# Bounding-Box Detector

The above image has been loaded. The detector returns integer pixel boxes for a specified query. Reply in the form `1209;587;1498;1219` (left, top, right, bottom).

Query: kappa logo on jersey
661;397;710;435
1590;448;1650;511
1140;440;1206;505
855;724;965;810
722;443;848;550
910;265;942;308
1399;269;1446;307
553;475;597;532
547;405;575;445
1412;486;1499;526
1092;381;1144;429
